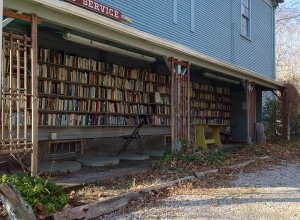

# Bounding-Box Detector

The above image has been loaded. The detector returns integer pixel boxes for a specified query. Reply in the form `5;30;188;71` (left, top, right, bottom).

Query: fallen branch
50;156;270;220
0;183;36;220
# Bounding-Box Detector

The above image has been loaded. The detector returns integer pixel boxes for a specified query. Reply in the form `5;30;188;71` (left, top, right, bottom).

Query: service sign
66;0;123;21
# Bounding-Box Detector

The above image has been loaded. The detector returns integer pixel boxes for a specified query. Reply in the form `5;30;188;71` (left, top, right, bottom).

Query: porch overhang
4;0;283;90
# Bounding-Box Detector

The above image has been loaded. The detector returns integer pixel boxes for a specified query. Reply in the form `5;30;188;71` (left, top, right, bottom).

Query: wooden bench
194;124;223;149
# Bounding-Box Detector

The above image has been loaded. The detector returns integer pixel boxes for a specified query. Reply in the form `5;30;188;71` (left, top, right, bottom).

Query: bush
263;97;282;140
263;81;300;141
0;174;68;214
155;149;229;170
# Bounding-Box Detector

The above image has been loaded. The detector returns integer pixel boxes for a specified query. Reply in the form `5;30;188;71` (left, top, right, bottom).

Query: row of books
4;94;32;109
191;100;210;108
108;90;150;103
192;82;230;95
39;96;171;114
191;110;231;118
216;87;230;95
39;98;105;112
106;102;170;115
193;117;230;125
1;111;32;126
149;92;170;104
192;82;215;92
39;48;171;83
191;100;230;111
38;48;170;84
157;85;170;94
39;48;64;65
192;91;215;101
38;72;170;93
4;76;31;90
38;113;170;126
38;78;171;101
38;81;107;99
156;106;171;115
216;96;230;103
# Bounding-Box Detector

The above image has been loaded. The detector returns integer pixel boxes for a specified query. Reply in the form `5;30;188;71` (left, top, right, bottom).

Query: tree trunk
287;116;290;141
256;123;266;144
0;183;36;220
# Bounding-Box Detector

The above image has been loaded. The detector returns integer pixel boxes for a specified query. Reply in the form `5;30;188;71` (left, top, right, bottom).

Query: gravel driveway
100;162;300;220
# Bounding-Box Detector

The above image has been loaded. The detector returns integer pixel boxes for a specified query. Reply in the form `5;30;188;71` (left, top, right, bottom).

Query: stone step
118;153;150;161
143;149;164;157
76;156;120;167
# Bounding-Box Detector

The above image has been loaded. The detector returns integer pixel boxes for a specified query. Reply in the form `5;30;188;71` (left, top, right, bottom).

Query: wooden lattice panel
1;32;33;154
170;58;190;151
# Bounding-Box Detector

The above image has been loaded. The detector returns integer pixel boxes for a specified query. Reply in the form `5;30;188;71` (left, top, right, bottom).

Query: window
241;0;250;38
49;140;83;155
173;0;177;24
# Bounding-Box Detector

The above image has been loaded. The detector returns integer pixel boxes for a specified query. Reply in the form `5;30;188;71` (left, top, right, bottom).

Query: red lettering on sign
66;0;123;21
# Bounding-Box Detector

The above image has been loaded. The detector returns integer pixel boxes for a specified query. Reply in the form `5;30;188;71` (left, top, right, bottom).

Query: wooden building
1;0;283;175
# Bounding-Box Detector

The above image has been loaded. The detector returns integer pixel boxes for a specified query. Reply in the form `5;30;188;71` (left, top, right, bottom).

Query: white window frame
241;0;251;39
173;0;178;24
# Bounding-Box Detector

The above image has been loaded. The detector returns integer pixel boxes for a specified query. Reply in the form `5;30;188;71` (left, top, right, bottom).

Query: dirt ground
62;142;300;211
2;141;300;219
100;161;300;219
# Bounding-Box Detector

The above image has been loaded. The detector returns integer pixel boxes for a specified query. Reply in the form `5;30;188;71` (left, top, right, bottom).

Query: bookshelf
37;48;171;126
191;82;231;125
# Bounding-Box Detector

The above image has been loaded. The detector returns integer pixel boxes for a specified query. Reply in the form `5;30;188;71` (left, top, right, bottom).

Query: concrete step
118;153;150;161
143;149;164;157
76;156;120;167
39;161;81;173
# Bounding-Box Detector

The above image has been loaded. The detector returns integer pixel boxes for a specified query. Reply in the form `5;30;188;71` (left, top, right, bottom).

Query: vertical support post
0;0;3;99
24;36;28;151
170;58;175;152
31;14;38;177
187;63;190;148
1;36;5;148
0;0;4;150
170;58;190;151
16;41;20;148
9;33;13;150
246;81;256;143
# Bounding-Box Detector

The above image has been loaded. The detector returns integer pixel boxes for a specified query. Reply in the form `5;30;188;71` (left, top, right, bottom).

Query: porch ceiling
4;0;283;90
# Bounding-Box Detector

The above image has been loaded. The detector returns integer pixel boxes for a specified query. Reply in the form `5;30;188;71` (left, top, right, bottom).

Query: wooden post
9;33;13;149
31;14;38;177
0;0;4;118
170;58;175;152
16;40;21;148
246;81;256;143
1;37;5;148
0;183;36;220
24;36;28;151
187;63;190;148
256;122;266;144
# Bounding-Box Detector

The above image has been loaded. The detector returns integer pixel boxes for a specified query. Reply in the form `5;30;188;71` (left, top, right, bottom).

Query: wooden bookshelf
191;82;231;125
37;47;171;126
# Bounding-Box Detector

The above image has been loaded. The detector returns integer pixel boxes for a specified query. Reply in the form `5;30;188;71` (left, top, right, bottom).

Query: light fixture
203;72;240;85
62;33;156;62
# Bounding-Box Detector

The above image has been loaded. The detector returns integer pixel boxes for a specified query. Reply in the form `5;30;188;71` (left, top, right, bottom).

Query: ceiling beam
3;9;42;25
3;10;23;27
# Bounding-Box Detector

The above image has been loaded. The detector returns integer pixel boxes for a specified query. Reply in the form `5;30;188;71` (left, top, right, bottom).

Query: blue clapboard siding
233;0;274;78
101;0;275;79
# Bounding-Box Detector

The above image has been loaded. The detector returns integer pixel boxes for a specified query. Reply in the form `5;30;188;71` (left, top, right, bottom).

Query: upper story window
241;0;250;38
173;0;195;32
